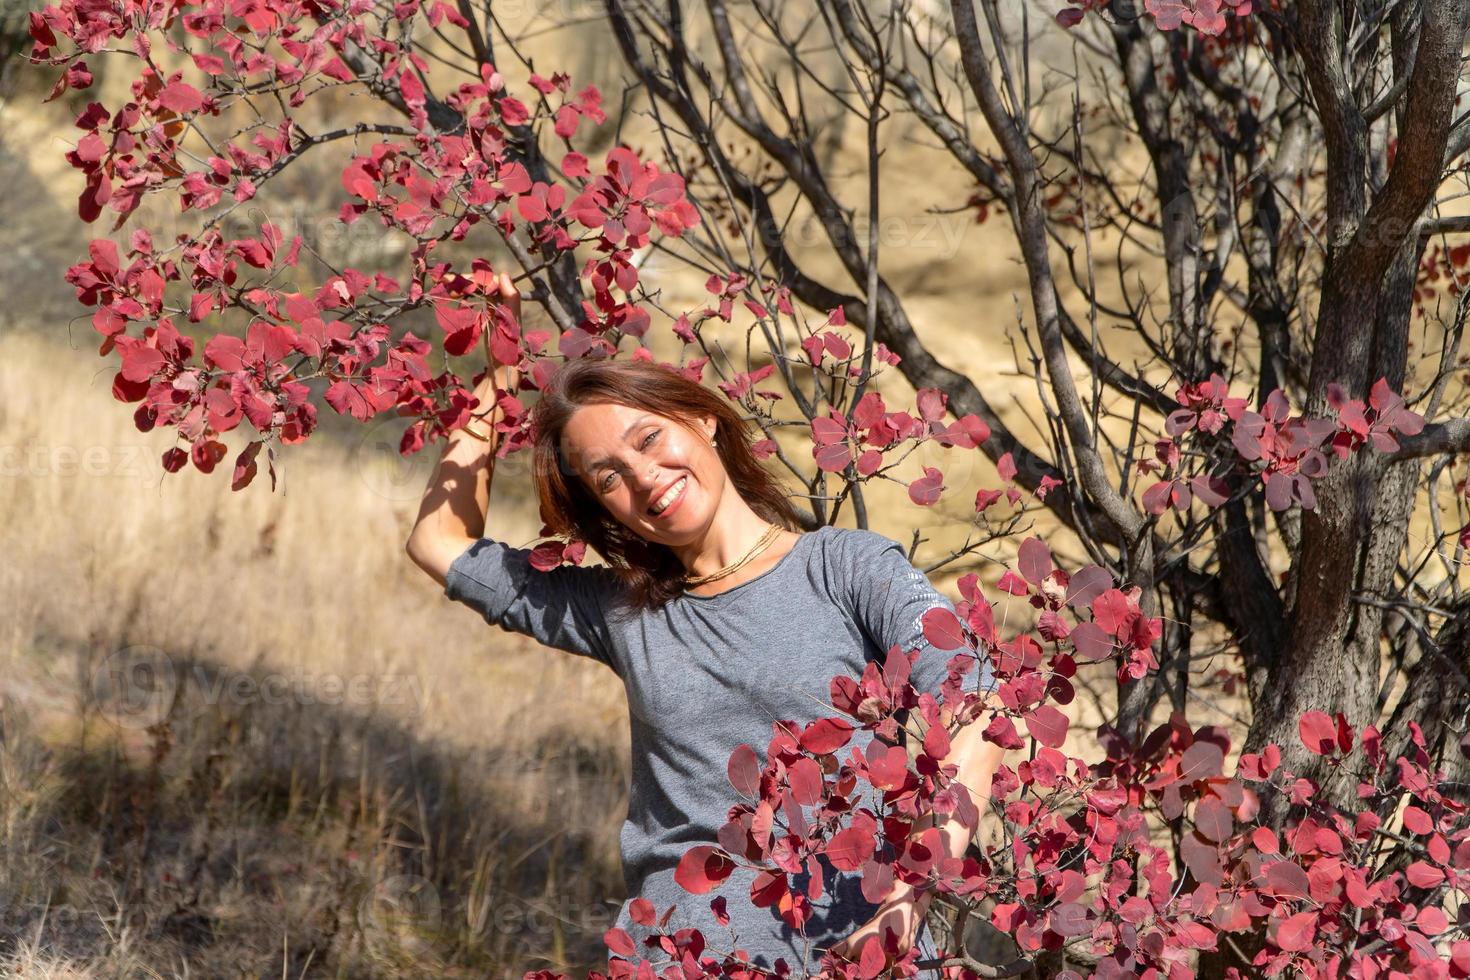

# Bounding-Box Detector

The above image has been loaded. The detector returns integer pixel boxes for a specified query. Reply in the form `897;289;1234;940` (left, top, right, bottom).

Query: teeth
651;476;686;514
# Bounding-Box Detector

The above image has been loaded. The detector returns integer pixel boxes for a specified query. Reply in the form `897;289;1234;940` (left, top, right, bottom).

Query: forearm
407;364;516;547
881;694;1005;908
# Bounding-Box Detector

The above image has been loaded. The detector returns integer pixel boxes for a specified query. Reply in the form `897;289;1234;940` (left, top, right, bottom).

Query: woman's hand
470;270;522;433
829;889;932;966
482;270;522;371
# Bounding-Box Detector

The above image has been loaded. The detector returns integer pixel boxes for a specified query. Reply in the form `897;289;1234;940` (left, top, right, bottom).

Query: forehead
563;402;651;444
561;402;664;472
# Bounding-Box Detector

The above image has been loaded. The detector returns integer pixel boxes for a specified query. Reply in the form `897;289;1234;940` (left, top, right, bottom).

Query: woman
406;273;1006;977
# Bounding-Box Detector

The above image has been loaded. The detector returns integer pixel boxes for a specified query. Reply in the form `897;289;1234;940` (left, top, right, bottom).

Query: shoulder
821;525;904;559
815;527;914;589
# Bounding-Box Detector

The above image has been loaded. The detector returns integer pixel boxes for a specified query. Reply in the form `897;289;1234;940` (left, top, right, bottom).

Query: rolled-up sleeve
444;538;622;674
840;530;998;699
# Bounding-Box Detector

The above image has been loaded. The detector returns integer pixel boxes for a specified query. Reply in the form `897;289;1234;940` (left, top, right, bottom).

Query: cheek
694;446;725;485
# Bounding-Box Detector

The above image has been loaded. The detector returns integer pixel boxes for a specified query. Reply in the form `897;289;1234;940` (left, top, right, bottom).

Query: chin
641;510;711;544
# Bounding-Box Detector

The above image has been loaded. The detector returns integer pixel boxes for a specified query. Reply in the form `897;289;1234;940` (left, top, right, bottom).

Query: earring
710;437;717;447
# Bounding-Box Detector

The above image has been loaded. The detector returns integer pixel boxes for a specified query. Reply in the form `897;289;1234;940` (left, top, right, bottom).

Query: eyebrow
585;414;654;473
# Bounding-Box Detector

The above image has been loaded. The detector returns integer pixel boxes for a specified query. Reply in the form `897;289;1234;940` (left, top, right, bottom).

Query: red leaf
727;744;760;797
158;81;203;113
231;441;261;490
1064;565;1113;608
1417;906;1448;936
562;152;589;179
325;380;381;422
1263;860;1310;899
1335;711;1354;754
915;387;947;422
603;926;636;957
628;898;656;926
799;718;854;755
858;934;885;978
1142;480;1175;515
1017;537;1052;585
1070;622;1114;663
923;723;951;760
1179;742;1225;781
787;757;823;806
1406;861;1445;888
1274;910;1317;952
190;438;226;474
1298;710;1337;755
1194;797;1233;843
826;827;876;872
673;845;734;895
119;343;166;383
1402;805;1432;835
436;302;483;356
907;466;944;506
997;570;1029;596
1180;831;1224;886
866;744;910;790
1024;705;1068;748
814;440;852;473
1191;474;1231;507
920;606;966;650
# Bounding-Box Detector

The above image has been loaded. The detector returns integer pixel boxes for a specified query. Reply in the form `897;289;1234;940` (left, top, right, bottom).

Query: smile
649;476;688;517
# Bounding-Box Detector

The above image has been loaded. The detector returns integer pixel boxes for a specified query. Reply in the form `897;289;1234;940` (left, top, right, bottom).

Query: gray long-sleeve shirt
444;524;997;975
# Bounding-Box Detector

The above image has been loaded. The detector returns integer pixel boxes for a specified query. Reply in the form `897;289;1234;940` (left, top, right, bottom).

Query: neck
672;494;775;578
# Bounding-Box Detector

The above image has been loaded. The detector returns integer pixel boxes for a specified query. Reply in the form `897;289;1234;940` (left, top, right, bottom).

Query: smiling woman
525;357;809;610
405;331;1000;976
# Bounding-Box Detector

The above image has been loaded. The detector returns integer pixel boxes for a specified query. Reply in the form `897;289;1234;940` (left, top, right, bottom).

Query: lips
648;475;688;516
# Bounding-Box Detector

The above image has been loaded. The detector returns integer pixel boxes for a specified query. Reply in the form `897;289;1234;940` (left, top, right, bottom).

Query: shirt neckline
676;526;823;603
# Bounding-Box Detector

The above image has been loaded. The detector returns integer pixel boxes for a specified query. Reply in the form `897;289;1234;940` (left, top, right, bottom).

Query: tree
23;0;1470;975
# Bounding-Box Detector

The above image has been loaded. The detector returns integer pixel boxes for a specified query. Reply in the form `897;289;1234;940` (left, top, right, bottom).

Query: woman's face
560;402;725;544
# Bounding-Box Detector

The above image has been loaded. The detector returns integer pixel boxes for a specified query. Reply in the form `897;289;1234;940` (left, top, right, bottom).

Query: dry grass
0;327;636;977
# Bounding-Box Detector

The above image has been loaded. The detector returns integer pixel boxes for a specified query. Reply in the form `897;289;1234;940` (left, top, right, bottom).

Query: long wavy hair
528;356;802;614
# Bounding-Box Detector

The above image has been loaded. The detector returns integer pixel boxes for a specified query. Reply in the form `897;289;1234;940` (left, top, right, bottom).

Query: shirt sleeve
839;529;998;699
443;537;623;674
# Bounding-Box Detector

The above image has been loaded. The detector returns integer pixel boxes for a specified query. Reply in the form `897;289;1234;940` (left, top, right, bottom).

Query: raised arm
403;274;622;670
404;272;520;587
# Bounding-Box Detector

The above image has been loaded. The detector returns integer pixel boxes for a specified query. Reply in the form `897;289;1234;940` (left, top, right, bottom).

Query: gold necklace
683;523;784;586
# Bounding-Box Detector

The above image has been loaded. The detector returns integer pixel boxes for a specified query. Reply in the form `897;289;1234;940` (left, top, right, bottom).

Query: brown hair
528;356;802;614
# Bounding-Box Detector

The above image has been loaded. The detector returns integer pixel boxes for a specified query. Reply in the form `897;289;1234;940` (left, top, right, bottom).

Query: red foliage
559;537;1470;978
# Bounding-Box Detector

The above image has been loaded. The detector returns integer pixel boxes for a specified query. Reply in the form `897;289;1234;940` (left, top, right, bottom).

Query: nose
629;463;662;493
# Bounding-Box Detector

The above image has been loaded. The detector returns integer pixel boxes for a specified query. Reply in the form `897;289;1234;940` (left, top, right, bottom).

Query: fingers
484;270;518;298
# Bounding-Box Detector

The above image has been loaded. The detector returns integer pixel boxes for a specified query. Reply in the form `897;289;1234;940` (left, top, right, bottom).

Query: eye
596;429;660;494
